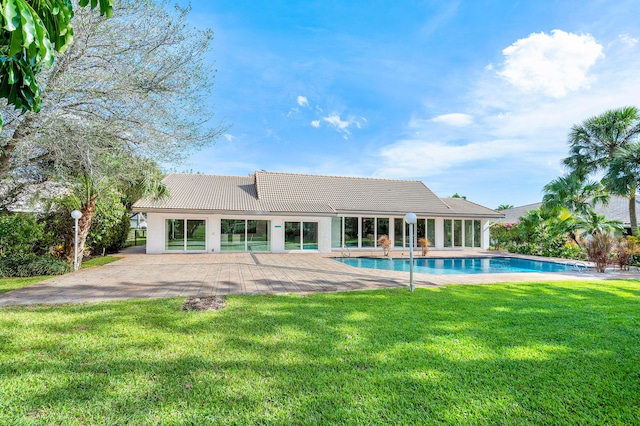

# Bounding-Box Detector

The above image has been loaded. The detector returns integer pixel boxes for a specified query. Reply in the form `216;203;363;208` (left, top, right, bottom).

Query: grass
0;276;50;295
0;257;121;295
82;256;121;268
0;280;638;425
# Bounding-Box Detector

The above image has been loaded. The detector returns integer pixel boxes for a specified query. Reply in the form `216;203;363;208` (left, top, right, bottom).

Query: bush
0;214;50;257
0;254;70;278
90;212;131;255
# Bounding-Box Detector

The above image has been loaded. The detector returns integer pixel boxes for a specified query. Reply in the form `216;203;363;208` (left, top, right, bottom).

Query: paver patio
0;250;633;306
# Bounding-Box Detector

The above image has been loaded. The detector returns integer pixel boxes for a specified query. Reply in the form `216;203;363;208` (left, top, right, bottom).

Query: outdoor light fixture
404;212;417;292
71;210;82;271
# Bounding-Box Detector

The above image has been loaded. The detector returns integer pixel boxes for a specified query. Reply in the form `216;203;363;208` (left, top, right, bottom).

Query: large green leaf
0;0;113;130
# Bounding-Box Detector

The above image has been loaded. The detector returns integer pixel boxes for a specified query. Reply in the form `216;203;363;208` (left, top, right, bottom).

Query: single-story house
132;171;504;254
496;196;640;233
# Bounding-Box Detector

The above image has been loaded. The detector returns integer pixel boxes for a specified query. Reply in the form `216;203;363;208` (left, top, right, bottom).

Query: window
285;221;318;250
362;217;375;247
331;217;342;248
394;218;404;247
444;220;452;248
376;218;389;245
474;220;482;248
453;220;462;247
165;219;206;251
221;219;270;252
344;217;358;247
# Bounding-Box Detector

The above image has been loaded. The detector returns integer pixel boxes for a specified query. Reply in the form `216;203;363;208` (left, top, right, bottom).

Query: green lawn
0;276;50;295
0;281;638;424
0;257;121;295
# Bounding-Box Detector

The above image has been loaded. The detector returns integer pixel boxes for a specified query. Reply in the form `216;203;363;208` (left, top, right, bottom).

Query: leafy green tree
451;193;467;199
0;0;113;129
572;211;624;239
542;173;608;216
0;0;225;177
496;204;514;210
563;106;640;233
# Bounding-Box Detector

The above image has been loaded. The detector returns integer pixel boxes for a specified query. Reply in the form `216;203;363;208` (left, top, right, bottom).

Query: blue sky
173;0;640;209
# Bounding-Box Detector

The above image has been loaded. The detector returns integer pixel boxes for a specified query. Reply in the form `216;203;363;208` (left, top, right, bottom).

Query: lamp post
71;210;82;271
405;212;417;292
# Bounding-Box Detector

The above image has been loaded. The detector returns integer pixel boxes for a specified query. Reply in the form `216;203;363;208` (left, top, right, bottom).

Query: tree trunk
65;195;97;268
630;184;637;236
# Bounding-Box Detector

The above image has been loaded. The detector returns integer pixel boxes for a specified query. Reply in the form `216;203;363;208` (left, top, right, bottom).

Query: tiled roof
496;196;640;226
133;171;502;217
442;197;505;218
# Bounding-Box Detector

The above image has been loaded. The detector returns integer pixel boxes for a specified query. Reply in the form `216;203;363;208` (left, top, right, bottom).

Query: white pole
71;210;83;271
409;222;414;292
404;213;417;292
74;218;79;271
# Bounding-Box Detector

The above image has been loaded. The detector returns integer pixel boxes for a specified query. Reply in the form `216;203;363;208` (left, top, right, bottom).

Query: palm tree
563;106;640;233
496;204;514;210
573;211;624;239
542;173;608;216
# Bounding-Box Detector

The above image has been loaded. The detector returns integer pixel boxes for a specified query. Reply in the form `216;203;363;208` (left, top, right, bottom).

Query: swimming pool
335;256;580;275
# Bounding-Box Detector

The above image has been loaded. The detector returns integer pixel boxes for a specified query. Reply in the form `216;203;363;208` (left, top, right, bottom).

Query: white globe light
404;212;417;224
71;210;83;220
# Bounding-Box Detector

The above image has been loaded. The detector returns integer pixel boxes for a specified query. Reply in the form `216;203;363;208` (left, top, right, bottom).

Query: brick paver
0;251;635;306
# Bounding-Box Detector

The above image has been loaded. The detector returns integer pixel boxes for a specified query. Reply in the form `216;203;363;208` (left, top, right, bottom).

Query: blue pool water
335;257;578;275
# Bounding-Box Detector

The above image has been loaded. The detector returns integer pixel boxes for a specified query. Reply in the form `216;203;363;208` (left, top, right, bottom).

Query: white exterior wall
144;212;493;254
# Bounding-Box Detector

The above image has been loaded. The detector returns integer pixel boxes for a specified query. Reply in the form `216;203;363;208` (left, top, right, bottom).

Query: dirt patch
181;296;227;312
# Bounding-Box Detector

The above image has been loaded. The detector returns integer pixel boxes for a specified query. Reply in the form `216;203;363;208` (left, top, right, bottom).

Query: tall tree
541;173;608;216
0;0;226;178
496;204;514;211
563;106;640;234
0;0;113;129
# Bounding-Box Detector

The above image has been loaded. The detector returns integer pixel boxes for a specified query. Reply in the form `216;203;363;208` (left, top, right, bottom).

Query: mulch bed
181;296;227;312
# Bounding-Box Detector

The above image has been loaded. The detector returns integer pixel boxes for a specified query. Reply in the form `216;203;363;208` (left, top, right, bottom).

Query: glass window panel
454;220;462;247
165;219;185;251
405;222;413;247
186;219;206;250
344;217;358;247
474;220;482;248
221;219;245;251
465;220;473;248
331;217;342;248
444;219;452;248
417;219;426;240
247;220;270;252
362;217;375;247
376;218;389;246
427;219;435;247
302;222;318;250
284;221;301;250
394;218;404;247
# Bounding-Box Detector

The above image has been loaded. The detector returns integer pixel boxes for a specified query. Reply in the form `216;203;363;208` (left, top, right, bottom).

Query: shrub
0;214;49;257
90;212;131;255
0;254;70;277
417;237;429;256
586;233;614;273
377;235;391;256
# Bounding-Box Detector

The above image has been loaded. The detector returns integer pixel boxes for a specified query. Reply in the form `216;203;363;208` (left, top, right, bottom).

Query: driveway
0;251;625;306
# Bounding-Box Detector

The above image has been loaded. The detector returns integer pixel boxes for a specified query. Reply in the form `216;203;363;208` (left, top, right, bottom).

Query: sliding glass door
165;219;206;251
285;221;318;250
221;219;270;252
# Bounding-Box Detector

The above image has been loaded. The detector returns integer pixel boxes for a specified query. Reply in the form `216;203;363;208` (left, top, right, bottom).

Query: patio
0;250;633;306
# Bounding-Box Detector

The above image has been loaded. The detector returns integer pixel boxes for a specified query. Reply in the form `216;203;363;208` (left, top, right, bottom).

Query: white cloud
431;113;474;127
320;114;366;138
618;34;638;47
376;139;529;177
310;120;321;128
297;96;309;107
223;134;234;142
497;29;604;98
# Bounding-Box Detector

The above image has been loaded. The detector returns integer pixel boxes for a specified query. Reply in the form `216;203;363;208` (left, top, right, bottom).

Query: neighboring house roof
133;172;504;218
496;196;640;227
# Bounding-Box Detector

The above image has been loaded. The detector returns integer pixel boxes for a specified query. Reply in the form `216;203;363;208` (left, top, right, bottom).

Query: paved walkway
0;251;635;306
